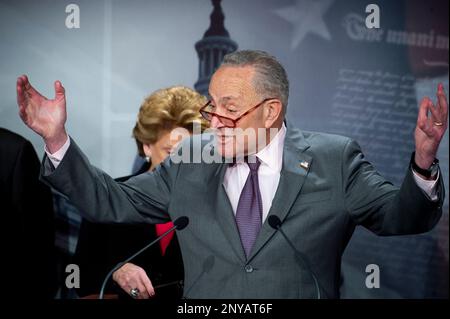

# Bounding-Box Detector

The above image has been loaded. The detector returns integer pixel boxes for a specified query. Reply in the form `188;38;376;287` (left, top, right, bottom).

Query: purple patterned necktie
235;157;263;258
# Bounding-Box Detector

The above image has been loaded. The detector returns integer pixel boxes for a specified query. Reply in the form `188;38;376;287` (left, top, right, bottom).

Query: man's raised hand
17;75;68;153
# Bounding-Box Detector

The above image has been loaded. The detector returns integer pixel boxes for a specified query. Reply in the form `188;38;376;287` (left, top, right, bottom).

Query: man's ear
264;99;283;128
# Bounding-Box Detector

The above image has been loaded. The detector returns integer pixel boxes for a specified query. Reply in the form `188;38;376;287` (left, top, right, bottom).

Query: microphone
268;215;322;299
98;216;189;299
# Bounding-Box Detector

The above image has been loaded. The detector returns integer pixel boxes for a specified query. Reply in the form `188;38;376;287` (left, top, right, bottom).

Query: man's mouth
216;135;235;148
216;135;233;144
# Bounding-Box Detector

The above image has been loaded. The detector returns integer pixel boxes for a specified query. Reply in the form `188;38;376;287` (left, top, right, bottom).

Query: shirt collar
253;123;286;172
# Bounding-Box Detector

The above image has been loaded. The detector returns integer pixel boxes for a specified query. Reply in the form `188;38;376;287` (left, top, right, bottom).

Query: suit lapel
248;128;312;261
212;163;247;263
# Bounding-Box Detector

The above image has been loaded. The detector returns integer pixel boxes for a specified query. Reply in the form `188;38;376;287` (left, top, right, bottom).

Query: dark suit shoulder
0;128;31;156
290;128;355;159
302;130;352;147
0;128;39;185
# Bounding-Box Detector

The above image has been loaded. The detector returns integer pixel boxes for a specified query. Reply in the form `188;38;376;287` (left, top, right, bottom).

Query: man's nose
210;115;226;129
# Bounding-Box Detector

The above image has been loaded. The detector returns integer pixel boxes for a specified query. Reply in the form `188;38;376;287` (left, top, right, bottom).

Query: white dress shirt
222;125;286;223
46;127;439;223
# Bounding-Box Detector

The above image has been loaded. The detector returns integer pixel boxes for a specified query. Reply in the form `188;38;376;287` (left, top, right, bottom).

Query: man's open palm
17;75;68;152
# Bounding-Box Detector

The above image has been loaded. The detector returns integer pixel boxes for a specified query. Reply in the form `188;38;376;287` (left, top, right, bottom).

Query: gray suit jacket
40;126;444;298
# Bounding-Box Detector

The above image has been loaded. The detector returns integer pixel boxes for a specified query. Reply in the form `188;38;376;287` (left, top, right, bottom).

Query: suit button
245;265;254;273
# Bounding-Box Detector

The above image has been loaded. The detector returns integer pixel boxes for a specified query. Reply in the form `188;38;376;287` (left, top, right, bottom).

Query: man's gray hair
221;50;289;110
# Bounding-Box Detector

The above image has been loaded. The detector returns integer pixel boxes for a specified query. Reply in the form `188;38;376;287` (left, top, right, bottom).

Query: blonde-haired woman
74;86;207;299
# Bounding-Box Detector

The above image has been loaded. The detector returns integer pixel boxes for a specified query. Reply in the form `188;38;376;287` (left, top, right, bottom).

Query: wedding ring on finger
434;122;443;126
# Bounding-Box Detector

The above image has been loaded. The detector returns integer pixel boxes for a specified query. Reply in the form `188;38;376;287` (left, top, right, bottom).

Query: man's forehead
209;67;255;103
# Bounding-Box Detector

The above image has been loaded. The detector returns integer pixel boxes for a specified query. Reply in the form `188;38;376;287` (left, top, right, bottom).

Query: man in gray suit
17;50;447;298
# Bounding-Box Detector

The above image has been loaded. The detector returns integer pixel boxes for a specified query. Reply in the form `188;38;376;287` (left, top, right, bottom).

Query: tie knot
246;157;261;172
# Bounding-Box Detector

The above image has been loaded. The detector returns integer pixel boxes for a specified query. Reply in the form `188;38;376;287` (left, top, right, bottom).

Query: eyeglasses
199;98;275;128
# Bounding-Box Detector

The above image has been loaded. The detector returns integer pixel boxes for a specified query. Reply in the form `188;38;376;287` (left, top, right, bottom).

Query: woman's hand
112;263;155;299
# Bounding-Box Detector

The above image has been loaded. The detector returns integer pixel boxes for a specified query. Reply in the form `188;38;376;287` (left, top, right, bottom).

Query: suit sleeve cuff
412;169;439;201
44;136;71;169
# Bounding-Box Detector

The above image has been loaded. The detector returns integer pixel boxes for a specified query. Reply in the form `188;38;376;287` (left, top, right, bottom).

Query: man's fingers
437;83;448;121
17;77;29;123
427;99;441;123
17;75;28;89
417;97;431;132
21;75;47;100
54;80;65;99
20;74;28;83
16;78;26;108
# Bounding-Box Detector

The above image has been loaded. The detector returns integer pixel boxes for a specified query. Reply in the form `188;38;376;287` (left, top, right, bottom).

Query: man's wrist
45;131;68;154
414;151;435;169
411;152;439;180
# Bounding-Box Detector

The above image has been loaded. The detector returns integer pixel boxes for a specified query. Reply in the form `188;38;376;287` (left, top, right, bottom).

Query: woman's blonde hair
132;86;208;156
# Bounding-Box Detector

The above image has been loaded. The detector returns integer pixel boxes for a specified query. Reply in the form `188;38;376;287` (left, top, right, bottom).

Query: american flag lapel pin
299;161;309;170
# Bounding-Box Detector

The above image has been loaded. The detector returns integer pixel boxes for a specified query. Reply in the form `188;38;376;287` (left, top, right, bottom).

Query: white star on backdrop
274;0;335;50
